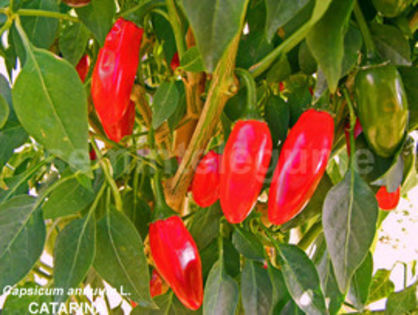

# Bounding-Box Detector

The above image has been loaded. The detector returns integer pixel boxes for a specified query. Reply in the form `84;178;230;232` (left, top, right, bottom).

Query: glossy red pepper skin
62;0;90;7
220;120;272;224
91;18;143;128
170;52;180;71
376;186;401;210
76;54;90;83
150;269;167;297
149;216;203;310
102;100;135;142
191;150;221;208
268;109;334;225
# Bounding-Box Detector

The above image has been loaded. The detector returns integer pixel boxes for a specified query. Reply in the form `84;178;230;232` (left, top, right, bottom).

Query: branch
164;34;241;211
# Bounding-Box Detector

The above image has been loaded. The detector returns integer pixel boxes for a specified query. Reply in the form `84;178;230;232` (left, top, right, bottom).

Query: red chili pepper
268;109;334;225
309;86;314;96
62;0;90;7
91;18;143;128
191;150;221;208
149;176;203;310
150;216;203;310
279;82;285;92
102;100;136;142
170;52;180;71
150;269;167;298
220;120;272;223
376;186;401;210
75;54;90;83
344;118;363;156
89;149;96;161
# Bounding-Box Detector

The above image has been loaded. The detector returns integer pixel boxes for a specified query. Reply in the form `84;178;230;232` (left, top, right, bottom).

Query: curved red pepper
268;109;334;225
220;120;272;223
76;54;90;83
376;185;401;210
102;100;135;143
91;18;143;128
149;216;203;310
191;150;221;208
170;52;180;71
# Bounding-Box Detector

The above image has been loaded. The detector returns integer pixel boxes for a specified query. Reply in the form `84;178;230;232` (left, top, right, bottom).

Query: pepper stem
234;68;260;120
342;88;357;170
152;172;176;221
353;0;376;61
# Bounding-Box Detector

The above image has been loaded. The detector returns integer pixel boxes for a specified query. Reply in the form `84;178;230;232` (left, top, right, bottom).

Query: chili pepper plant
0;0;417;314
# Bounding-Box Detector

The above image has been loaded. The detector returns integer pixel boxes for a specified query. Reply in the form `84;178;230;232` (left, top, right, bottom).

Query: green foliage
0;0;416;313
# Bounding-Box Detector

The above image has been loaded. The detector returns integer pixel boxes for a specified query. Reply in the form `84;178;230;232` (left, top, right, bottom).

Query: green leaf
152;81;180;129
322;170;378;293
53;215;96;303
265;0;310;41
385;282;417;315
189;202;223;250
94;208;155;308
0;195;46;290
0;94;9;129
12;47;90;172
59;21;90;65
298;40;317;75
341;26;362;77
266;54;292;84
276;244;328;315
241;261;273;315
132;292;200;315
43;178;95;219
312;237;344;315
347;252;373;311
122;191;151;240
371;154;404;193
0;74;27;167
167;85;186;131
371;23;412;66
180;0;249;72
398;66;418;131
2;283;52;314
306;0;354;93
203;260;239;315
264;95;289;147
368;269;395;303
151;12;176;63
236;31;274;69
180;47;205;72
76;0;116;46
19;0;59;50
232;226;265;262
267;264;292;314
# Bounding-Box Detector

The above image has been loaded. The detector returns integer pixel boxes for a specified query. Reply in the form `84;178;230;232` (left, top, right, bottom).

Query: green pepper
354;64;409;158
371;0;412;17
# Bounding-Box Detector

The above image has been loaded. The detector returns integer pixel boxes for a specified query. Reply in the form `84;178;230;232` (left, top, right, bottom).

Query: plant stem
342;88;357;169
91;141;123;211
0;18;12;37
164;33;241;211
297;222;323;251
353;0;376;59
235;68;259;119
166;0;186;58
17;9;79;22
